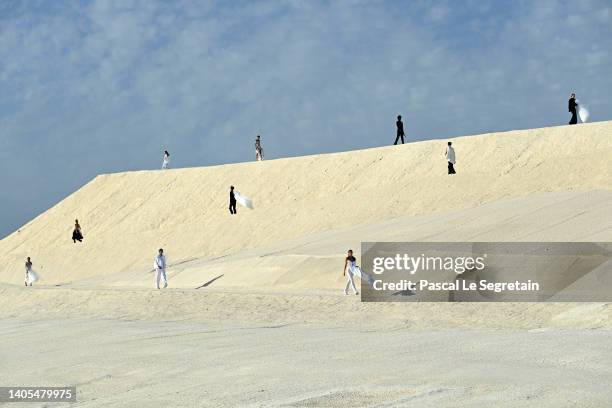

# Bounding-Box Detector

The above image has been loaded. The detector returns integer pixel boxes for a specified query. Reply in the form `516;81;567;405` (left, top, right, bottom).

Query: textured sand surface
2;318;612;407
1;122;611;407
1;121;610;286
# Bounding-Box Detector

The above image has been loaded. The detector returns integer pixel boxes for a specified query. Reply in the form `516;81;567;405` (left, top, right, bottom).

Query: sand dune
1;121;611;287
3;190;604;292
1;122;612;407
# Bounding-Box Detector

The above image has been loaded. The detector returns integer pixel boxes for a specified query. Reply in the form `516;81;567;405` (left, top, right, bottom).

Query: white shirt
154;254;166;270
446;146;456;164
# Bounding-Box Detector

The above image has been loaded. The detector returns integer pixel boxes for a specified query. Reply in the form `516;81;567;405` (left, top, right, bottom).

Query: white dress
162;154;170;169
26;266;39;284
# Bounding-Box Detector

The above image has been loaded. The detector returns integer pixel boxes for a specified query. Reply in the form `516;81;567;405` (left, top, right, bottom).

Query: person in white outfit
24;257;38;287
162;150;170;169
154;248;168;289
255;135;264;161
343;249;359;295
445;141;456;174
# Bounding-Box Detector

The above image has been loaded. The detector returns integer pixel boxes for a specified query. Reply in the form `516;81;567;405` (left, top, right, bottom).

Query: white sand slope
3;189;604;292
0;121;611;287
1;122;612;407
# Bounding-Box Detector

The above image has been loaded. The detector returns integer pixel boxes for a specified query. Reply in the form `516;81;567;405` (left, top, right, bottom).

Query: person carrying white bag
24;257;39;287
154;248;168;289
342;249;374;295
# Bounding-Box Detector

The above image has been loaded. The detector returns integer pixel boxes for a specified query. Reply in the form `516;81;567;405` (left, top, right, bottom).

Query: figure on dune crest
255;135;264;161
446;141;456;175
72;219;83;243
568;93;578;125
162;150;170;169
394;115;405;145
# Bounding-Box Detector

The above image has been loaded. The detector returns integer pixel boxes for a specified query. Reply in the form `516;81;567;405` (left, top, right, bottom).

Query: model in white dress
25;257;38;286
342;250;374;295
162;150;170;169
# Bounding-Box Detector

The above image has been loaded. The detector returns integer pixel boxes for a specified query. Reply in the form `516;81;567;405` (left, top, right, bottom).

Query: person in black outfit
568;93;578;125
72;219;83;243
229;186;237;214
394;115;405;145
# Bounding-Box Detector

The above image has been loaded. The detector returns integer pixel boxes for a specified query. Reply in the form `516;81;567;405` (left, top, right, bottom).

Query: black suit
229;191;237;214
568;98;578;125
394;120;405;144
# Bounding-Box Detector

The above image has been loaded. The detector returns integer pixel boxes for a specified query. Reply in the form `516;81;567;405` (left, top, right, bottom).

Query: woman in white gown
162;150;170;169
342;249;373;295
24;257;38;286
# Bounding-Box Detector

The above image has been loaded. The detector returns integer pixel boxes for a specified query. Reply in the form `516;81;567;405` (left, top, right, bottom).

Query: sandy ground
1;188;611;406
2;318;612;407
1;122;612;406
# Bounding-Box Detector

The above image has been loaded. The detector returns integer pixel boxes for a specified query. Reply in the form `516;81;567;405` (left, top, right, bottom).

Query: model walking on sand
394;115;405;145
229;186;237;214
24;257;38;286
154;248;167;289
342;250;374;296
72;219;83;243
568;93;578;125
343;250;361;295
446;142;456;174
162;150;170;169
255;135;264;161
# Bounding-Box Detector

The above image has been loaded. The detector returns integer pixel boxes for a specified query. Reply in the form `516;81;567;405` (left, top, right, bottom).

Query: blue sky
1;0;611;238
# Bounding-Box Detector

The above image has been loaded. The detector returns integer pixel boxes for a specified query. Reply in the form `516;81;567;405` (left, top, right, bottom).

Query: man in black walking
568;93;578;125
229;186;237;214
394;115;405;145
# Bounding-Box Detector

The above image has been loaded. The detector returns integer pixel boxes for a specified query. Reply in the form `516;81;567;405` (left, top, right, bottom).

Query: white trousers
162;161;169;169
345;271;358;294
156;268;168;289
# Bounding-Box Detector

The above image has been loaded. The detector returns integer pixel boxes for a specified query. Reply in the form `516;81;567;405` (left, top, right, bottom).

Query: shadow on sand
196;274;224;289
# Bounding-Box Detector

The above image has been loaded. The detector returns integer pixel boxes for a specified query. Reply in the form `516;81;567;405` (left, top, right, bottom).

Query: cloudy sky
0;0;610;238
